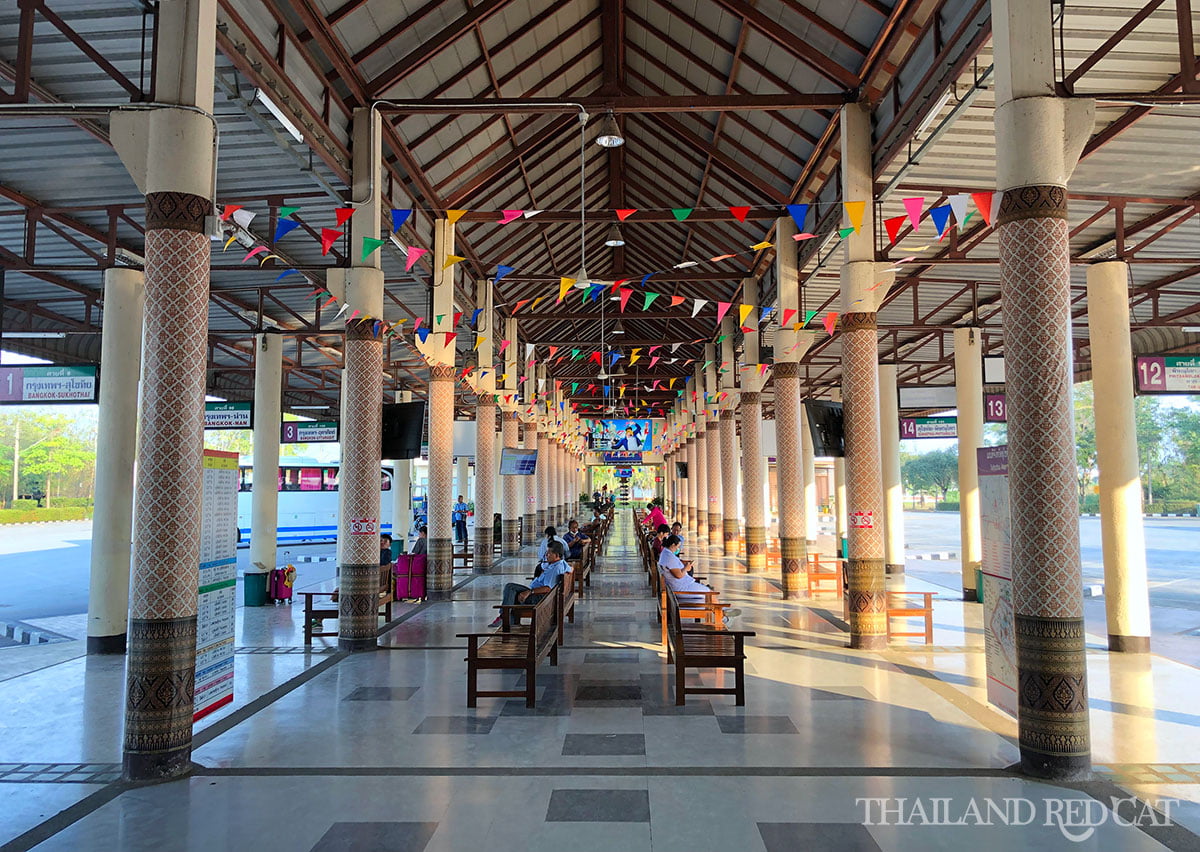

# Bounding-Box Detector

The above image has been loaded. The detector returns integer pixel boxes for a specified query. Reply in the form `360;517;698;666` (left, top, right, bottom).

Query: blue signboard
602;451;643;464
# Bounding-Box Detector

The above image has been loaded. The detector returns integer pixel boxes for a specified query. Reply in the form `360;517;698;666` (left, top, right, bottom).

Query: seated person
379;534;393;566
658;536;736;616
644;501;669;529
491;541;571;627
538;526;569;562
563;520;590;559
410;525;428;555
650;524;670;560
670;521;685;547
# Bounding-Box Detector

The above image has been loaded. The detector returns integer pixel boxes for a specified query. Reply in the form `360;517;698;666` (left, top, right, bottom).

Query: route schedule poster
194;448;239;722
978;445;1016;717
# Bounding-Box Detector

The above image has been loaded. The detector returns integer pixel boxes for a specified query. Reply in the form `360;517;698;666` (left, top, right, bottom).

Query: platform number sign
984;394;1007;423
1136;356;1200;393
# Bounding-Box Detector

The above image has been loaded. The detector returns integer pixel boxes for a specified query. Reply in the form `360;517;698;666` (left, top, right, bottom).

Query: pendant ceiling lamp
595;111;624;147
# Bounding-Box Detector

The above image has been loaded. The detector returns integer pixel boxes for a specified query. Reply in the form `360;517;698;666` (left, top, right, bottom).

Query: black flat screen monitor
675;461;688;478
499;447;538;475
804;400;844;458
381;401;425;459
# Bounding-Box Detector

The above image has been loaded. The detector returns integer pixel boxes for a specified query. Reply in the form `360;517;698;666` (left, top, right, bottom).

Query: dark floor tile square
310;821;439;852
758;822;880;852
545;789;650;822
411;715;497;734
715;715;799;734
584;651;642;663
575;683;643;702
641;699;715;716
343;687;420;701
562;733;646;755
500;699;574;717
807;686;872;700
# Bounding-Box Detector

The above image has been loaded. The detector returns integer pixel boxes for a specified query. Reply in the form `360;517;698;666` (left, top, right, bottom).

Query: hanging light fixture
612;318;626;335
604;223;625;247
595;111;624;148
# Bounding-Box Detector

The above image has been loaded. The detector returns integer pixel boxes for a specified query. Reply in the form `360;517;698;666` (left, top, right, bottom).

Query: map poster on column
978;444;1016;717
194;448;239;722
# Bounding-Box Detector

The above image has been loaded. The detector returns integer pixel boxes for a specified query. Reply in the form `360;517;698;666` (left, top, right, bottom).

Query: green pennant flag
572;349;581;360
279;205;300;218
803;310;818;326
435;314;445;326
571;382;579;393
838;226;855;239
361;237;386;262
715;334;727;343
643;291;660;310
963;211;975;225
671;208;693;222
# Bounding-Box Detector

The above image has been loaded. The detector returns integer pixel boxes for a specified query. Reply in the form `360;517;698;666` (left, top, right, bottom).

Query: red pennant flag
320;228;342;255
823;312;838;335
781;308;797;327
453;311;463;327
611;278;629;292
741;325;755;333
729;206;751;222
715;302;732;324
220;204;243;221
335;207;355;227
548;346;559;358
884;215;906;245
590;351;603;364
669;295;685;307
615;209;637;221
619;288;633;312
971;192;995;227
445;332;457;346
514;299;531;313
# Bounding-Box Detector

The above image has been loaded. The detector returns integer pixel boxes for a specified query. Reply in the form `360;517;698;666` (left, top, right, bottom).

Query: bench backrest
664;587;685;643
527;586;558;659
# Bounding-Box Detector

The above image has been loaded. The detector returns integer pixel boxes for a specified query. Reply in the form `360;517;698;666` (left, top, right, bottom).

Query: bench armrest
679;628;756;637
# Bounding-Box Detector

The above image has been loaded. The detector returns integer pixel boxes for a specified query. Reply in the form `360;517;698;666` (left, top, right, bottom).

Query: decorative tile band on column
124;190;211;782
1015;615;1090;778
746;526;767;568
338;319;384;651
502;519;521;557
427;364;456;597
123;615;197;780
998;183;1090;779
706;421;722;549
841;311;887;650
780;538;805;599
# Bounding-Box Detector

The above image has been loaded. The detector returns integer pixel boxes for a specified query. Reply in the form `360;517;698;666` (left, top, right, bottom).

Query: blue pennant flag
495;264;515;283
275;268;301;282
470;308;483;327
391;208;412;232
273;219;302;242
417;327;431;343
928;204;953;238
785;204;809;232
760;306;775;323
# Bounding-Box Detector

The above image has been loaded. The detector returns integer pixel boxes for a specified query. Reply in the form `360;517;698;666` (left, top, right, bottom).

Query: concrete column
684;436;696;532
501;411;521;556
703;349;722;549
115;0;216;782
739;278;768;571
391;391;413;544
718;318;740;556
336;108;386;649
801;407;818;546
523;420;537;544
536;420;549;536
691;369;709;542
426;217;457;598
474;277;496;571
878;364;905;575
994;0;1094;779
87;268;144;654
833;456;847;555
1087;261;1151;652
248;333;283;585
839;102;891;650
954;328;985;599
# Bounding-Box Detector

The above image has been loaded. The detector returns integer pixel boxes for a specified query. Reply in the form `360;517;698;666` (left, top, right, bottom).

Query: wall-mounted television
675;461;688;478
499;447;538;475
804;400;844;458
381;401;425;459
588;418;652;451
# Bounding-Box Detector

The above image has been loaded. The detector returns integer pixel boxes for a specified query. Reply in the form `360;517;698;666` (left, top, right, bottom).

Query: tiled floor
1;513;1199;851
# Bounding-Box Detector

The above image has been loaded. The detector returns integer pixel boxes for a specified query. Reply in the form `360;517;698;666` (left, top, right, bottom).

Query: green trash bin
839;537;848;559
244;570;269;607
975;567;983;604
391;540;403;561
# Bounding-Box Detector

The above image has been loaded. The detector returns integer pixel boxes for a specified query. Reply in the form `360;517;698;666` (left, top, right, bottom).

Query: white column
878;363;905;574
1087;261;1151;652
248;333;283;583
391;390;413;545
954;327;984;599
86;267;144;654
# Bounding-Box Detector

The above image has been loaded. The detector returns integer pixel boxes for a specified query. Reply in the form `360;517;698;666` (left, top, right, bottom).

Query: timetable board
1136;356;1200;394
195;448;239;722
978;445;1016;717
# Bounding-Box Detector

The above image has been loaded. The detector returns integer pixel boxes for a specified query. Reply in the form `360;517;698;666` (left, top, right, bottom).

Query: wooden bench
513;571;577;646
807;553;845;597
568;541;594;598
664;588;755;706
453;550;474;571
886;591;935;644
299;566;396;646
457;588;558;708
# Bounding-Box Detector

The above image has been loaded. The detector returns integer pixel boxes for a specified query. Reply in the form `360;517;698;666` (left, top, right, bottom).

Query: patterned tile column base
723;519;740;558
780;537;806;599
474;529;493;573
847;557;887;650
535;510;547;538
523;513;536;546
502;519;521;558
708;511;723;549
427;538;454;600
123;615;197;781
338;563;382;652
1016;615;1090;780
886;563;904;575
746;526;766;571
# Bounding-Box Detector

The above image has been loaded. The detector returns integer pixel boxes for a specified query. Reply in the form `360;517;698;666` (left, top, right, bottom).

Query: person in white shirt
538;526;569;562
658;535;741;619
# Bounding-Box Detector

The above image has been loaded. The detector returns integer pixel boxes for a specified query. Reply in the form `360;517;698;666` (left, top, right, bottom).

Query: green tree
1134;396;1165;504
1073;383;1098;500
902;447;958;502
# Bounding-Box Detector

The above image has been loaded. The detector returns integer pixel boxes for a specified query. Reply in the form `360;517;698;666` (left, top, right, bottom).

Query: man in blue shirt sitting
490;541;571;628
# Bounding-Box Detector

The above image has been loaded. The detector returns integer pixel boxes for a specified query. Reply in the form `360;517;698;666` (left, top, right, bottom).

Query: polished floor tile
545;789;652;822
561;733;646;755
310;822;439;852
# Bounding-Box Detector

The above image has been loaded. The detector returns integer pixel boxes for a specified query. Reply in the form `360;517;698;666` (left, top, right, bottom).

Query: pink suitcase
269;566;295;603
394;554;427;601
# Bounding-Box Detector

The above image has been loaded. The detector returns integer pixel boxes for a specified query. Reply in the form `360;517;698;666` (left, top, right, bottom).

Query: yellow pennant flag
446;209;467;224
844;200;866;232
619;385;627;398
222;234;238;252
474;335;487;350
531;296;546;311
630;354;641;365
669;377;678;389
558;277;575;302
738;304;754;325
443;254;465;270
750;241;773;251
